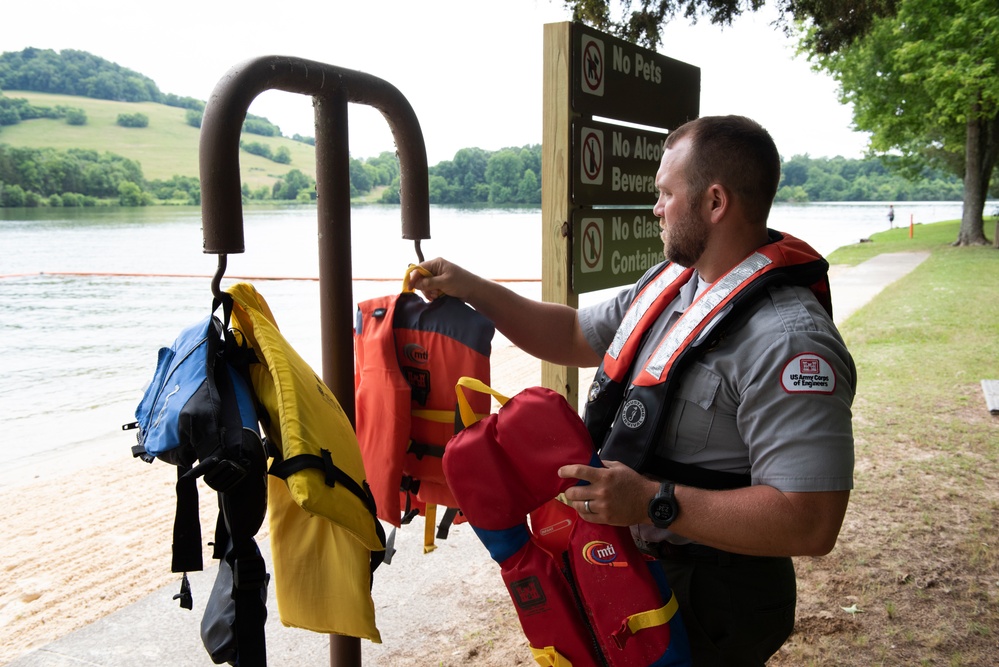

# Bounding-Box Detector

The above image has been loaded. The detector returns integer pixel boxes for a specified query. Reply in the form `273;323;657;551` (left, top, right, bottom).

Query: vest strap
529;646;573;667
612;591;680;649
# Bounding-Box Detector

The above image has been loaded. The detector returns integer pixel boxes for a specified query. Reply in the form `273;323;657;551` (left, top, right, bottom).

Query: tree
563;0;898;53
807;0;999;245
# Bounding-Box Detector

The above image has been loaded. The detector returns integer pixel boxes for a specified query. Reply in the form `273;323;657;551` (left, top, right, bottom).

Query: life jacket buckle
203;458;248;492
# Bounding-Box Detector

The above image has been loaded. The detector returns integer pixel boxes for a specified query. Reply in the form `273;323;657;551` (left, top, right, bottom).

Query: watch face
652;500;675;524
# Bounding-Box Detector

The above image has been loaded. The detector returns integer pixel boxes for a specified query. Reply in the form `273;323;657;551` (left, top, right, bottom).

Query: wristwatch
648;481;678;529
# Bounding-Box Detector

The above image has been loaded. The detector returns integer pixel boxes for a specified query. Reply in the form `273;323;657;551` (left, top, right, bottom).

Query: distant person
410;115;856;666
888;204;895;228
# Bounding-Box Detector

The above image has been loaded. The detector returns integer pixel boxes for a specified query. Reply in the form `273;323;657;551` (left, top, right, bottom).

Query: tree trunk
957;107;999;246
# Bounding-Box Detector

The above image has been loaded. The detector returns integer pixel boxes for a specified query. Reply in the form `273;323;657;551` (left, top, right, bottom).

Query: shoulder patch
780;353;836;394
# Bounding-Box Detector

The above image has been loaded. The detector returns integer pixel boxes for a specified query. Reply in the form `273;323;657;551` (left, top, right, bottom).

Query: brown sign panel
572;208;665;293
572;119;668;206
571;22;700;130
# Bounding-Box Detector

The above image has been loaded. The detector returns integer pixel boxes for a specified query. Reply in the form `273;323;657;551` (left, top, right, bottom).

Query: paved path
7;252;930;667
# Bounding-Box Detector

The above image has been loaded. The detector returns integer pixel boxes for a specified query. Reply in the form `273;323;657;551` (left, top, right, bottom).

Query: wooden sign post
541;22;700;404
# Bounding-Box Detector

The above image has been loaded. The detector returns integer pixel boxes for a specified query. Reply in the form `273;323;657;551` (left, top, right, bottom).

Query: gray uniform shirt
579;266;857;542
579;266;856;542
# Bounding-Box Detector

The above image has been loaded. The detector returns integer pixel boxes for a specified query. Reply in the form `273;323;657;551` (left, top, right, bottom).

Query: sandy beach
0;345;550;666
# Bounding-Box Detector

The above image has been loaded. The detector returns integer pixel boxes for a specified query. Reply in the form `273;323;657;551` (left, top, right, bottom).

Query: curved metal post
200;55;431;252
198;55;432;667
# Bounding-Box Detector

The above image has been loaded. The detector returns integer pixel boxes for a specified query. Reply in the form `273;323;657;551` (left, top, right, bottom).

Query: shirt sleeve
738;327;856;492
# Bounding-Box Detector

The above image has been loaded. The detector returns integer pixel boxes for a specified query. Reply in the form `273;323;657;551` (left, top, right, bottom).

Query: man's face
652;139;709;268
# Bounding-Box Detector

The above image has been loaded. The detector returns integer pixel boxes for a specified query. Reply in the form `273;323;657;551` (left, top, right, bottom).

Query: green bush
116;112;149;128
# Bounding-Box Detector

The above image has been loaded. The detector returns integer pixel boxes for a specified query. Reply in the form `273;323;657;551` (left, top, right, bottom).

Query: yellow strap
530;646;572;667
411;408;457;424
454;376;509;427
625;591;679;634
423;503;437;554
403;263;433;294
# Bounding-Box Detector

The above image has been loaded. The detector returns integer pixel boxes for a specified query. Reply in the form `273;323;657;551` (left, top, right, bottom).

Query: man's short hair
665;115;781;223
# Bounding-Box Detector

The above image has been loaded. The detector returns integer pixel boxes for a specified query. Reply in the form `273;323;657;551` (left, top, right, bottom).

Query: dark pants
658;548;796;666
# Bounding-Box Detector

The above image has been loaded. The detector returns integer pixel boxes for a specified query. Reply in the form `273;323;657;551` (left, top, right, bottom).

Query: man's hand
408;258;473;301
557;461;659;526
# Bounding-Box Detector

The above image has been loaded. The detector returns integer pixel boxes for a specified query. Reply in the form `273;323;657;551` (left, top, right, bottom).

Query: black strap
227;538;268;667
407;441;446;459
172;463;203;576
268;448;387;576
647;454;752;490
436;507;461;540
268;450;378;519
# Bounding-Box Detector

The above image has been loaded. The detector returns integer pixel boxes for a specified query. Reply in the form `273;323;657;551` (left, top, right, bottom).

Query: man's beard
662;204;709;268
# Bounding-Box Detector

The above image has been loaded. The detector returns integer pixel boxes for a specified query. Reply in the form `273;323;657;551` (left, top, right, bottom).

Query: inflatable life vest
585;231;831;485
444;378;691;667
227;282;384;641
354;269;494;550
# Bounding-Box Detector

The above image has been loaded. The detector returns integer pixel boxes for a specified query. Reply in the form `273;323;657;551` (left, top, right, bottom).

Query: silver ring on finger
584;499;591;513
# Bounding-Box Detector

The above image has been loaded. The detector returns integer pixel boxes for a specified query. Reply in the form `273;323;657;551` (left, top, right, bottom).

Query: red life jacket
443;378;691;666
354;279;494;544
584;230;831;486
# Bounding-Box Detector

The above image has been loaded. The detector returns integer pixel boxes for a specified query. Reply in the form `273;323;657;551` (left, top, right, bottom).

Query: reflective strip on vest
644;251;772;380
607;262;688;361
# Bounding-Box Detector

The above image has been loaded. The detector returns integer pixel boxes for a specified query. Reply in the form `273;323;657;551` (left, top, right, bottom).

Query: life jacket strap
648;454;752;490
268;450;379;520
436;506;461;540
423;503;438;554
529;645;573;666
612;591;680;650
407;441;447;460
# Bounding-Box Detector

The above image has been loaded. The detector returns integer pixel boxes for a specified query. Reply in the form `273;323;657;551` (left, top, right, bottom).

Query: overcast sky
5;0;870;165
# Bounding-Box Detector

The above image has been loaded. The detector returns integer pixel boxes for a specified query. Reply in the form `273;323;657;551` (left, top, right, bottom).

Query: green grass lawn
777;218;999;665
0;91;318;188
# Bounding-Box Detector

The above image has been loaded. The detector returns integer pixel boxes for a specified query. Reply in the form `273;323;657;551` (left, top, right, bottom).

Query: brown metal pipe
199;55;431;253
198;55;432;667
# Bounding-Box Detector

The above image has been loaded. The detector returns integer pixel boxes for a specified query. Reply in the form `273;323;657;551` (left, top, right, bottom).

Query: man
410;115;855;665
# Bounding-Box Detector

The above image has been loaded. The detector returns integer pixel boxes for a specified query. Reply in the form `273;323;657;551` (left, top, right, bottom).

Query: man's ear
705;183;730;224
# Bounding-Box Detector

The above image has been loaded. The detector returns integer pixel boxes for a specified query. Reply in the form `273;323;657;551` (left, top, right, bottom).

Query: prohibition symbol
580;128;604;185
581;36;605;96
580;218;604;273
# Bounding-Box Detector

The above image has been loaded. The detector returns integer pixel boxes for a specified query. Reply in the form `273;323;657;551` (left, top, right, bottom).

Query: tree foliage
563;0;898;53
807;0;999;245
0;48;161;102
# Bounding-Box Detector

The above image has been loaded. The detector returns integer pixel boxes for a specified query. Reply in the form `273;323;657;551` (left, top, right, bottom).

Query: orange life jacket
354;274;494;550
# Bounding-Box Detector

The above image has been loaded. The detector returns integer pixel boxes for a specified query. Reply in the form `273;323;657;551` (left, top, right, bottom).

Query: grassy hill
0;91;317;189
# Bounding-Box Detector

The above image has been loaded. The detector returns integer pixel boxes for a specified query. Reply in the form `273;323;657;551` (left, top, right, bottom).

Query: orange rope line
0;271;540;283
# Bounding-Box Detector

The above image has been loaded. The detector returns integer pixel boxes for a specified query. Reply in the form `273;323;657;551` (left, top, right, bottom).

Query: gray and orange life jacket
354;272;494;551
584;230;832;488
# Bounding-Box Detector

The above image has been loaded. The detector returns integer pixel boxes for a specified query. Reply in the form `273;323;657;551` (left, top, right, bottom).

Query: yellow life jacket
227;282;384;641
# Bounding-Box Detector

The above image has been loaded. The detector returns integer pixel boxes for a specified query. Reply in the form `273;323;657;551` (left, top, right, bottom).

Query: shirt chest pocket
664;363;722;455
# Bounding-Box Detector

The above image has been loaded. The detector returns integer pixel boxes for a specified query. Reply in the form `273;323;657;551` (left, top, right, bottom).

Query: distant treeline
776;154;964;202
0;143;402;207
0;48;967;207
0;140;968;208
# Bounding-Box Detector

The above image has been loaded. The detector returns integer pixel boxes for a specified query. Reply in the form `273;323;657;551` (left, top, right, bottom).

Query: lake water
0;201;978;480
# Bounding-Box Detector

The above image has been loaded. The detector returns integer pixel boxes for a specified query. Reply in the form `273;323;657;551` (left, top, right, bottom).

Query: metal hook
414;240;425;264
211;254;228;300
